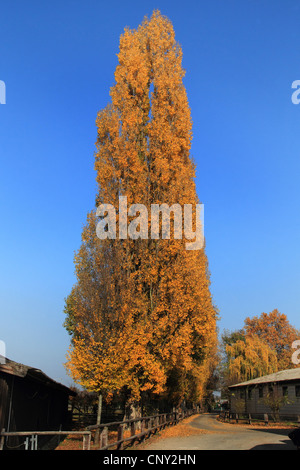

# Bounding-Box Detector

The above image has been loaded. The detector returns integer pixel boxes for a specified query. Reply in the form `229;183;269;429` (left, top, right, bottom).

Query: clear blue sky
1;0;299;387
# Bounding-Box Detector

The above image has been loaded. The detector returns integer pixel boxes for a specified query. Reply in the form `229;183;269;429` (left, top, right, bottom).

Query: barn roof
0;356;76;396
229;368;300;388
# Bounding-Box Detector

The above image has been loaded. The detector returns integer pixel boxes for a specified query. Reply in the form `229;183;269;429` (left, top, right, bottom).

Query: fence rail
71;411;127;428
0;408;197;451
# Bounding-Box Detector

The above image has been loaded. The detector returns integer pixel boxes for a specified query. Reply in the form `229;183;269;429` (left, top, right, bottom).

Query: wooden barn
0;357;75;450
229;368;300;420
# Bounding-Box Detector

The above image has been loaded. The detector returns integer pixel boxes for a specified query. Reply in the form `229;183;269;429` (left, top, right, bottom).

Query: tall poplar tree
64;11;218;410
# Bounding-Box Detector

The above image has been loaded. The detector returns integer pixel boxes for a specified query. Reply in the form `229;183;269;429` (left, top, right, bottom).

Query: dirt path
140;413;296;450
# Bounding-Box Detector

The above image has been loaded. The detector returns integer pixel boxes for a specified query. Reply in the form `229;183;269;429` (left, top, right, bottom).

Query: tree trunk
94;393;102;446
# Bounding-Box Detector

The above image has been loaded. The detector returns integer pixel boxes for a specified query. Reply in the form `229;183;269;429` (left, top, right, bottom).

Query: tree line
63;10;299;421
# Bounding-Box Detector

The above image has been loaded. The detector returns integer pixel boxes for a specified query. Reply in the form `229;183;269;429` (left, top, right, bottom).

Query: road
142;413;296;450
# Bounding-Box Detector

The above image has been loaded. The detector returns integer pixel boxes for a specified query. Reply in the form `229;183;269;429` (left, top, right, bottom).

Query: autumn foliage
243;309;300;371
225;334;278;384
64;11;218;408
221;309;300;387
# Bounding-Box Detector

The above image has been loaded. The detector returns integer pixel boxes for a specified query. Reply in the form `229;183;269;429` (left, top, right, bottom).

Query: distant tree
221;329;245;348
219;329;246;395
233;397;246;415
221;309;300;395
261;383;292;422
225;334;278;384
69;387;98;415
244;309;300;370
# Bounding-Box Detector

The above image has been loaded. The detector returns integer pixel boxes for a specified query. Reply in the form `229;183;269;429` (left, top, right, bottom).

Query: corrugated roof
229;368;300;388
0;356;76;395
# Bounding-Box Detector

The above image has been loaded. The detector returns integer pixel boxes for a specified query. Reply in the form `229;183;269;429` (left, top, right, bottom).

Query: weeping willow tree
226;335;278;384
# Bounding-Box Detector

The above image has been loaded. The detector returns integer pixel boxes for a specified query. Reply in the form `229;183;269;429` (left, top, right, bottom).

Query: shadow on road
250;439;295;450
246;427;293;436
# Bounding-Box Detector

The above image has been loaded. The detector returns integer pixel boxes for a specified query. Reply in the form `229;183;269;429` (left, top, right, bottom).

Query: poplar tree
64;10;218;410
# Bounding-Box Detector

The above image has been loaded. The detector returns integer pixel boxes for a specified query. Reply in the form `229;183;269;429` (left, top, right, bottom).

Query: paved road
143;413;296;450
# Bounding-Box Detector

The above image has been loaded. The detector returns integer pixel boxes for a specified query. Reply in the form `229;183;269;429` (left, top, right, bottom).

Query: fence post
140;419;146;442
154;416;159;432
0;429;5;451
83;433;91;450
117;424;124;450
264;414;269;426
30;434;38;450
130;421;135;438
100;426;108;449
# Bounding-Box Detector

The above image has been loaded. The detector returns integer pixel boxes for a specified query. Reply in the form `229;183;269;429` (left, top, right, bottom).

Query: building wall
0;371;71;449
230;380;300;419
0;372;12;432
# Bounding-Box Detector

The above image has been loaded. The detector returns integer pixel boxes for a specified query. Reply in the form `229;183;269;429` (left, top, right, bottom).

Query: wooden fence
87;408;197;450
219;411;300;426
0;408;197;450
0;429;92;450
219;411;269;425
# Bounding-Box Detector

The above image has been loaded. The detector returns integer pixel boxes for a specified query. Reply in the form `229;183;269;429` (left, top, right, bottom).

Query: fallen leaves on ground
136;414;215;449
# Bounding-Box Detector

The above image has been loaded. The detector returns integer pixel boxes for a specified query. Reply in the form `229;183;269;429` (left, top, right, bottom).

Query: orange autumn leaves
64;11;218;405
224;309;300;385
